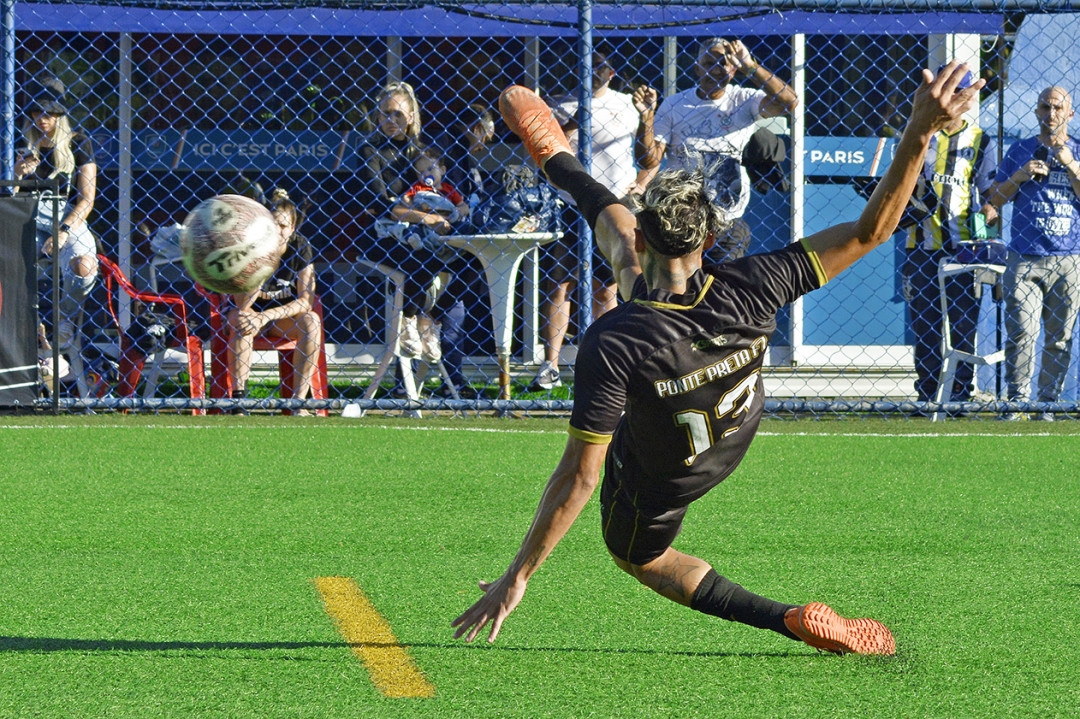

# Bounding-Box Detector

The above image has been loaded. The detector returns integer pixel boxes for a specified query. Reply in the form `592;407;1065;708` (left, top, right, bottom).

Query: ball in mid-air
180;194;281;294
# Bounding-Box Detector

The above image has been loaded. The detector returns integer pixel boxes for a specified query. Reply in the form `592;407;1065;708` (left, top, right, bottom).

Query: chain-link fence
4;0;1079;418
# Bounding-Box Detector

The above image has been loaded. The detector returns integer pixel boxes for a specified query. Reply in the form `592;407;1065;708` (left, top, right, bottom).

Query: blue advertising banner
105;131;895;176
801;136;896;177
105;129;358;172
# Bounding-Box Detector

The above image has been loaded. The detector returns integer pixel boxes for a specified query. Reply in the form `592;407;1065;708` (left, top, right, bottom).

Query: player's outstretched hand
909;61;986;136
451;572;527;643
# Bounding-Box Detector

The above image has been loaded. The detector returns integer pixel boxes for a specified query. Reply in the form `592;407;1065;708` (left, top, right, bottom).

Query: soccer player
452;64;983;654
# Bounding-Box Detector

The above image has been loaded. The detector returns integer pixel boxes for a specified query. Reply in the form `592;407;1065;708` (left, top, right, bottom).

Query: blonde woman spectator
358;82;446;368
14;76;98;351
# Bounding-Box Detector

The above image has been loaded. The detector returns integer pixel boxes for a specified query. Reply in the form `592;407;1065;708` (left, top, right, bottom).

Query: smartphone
970;212;998;240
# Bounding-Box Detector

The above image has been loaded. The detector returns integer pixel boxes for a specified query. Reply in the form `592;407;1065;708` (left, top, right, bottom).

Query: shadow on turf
0;636;895;660
0;637;348;653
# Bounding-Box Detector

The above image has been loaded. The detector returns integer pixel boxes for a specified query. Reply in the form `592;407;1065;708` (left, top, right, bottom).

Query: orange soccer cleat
498;85;573;170
784;602;896;656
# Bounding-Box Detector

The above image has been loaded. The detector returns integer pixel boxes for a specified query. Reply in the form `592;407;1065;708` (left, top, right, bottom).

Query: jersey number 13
674;371;760;466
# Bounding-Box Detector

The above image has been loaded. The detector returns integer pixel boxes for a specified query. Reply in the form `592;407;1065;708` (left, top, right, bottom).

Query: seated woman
360;83;454;370
227;189;321;415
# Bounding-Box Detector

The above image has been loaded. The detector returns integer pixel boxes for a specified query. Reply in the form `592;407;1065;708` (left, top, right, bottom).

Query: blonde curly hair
634;167;730;257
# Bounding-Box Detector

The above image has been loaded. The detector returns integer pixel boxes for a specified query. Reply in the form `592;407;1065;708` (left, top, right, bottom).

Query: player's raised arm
452;437;607;643
805;62;985;281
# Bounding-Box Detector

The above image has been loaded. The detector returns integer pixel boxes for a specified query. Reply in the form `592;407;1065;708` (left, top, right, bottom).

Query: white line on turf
0;423;1071;438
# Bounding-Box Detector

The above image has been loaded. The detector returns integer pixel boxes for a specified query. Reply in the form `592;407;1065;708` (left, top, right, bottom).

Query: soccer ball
180;194;281;294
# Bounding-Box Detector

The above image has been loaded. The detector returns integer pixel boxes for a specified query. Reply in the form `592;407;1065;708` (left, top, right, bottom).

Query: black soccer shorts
599;474;689;566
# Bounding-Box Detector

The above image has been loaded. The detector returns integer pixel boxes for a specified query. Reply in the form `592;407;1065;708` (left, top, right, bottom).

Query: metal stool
358;261;458;418
931;257;1006;422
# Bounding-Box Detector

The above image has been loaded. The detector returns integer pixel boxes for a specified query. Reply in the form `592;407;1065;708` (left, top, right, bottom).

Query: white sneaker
527;361;562;391
397;315;422;359
419;315;442;363
998;412;1029;422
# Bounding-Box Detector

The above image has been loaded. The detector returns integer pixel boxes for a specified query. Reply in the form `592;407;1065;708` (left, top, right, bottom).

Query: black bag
468;165;564;234
742;127;790;193
129;308;175;354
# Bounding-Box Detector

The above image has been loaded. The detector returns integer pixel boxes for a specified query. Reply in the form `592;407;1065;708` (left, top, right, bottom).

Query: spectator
443;103;496;204
392;146;470;227
529;50;652;392
386;146;470;362
14;76;98;355
987;86;1080;421
227;189;321;415
428;104;498;399
635;37;797;262
902;67;998;408
359;82;456;389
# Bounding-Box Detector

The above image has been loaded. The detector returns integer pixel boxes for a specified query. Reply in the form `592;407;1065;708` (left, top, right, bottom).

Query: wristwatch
59;223;71;234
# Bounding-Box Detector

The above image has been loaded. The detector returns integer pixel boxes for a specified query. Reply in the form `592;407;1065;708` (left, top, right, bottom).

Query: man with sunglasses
636;37;797;262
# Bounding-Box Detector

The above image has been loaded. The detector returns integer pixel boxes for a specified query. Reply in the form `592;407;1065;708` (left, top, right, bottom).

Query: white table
441;232;563;399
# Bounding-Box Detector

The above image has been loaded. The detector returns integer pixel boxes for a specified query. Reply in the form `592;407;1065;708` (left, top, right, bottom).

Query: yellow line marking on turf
313;576;435;699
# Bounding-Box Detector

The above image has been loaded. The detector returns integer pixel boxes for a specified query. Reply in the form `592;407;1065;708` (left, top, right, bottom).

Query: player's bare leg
500;85;641;297
611;546;893;654
611;547;712;605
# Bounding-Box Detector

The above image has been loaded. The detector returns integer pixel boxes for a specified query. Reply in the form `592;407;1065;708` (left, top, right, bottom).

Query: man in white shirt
529;51;652;392
636;37;797;261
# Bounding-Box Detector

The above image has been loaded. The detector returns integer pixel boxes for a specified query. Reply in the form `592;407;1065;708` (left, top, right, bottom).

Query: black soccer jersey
569;240;826;506
25;132;95;198
251;233;313;312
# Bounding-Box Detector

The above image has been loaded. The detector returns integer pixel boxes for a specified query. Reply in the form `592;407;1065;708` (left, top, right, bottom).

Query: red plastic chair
204;291;330;416
96;254;206;414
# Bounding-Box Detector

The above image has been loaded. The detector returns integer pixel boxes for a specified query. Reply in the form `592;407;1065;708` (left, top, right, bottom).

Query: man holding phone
987;86;1080;420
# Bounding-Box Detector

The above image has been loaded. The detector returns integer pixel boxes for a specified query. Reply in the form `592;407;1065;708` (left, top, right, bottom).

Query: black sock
690;569;799;640
542;153;621;229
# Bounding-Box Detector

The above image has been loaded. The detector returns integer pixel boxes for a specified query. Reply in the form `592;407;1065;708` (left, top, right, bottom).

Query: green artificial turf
0;416;1077;718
